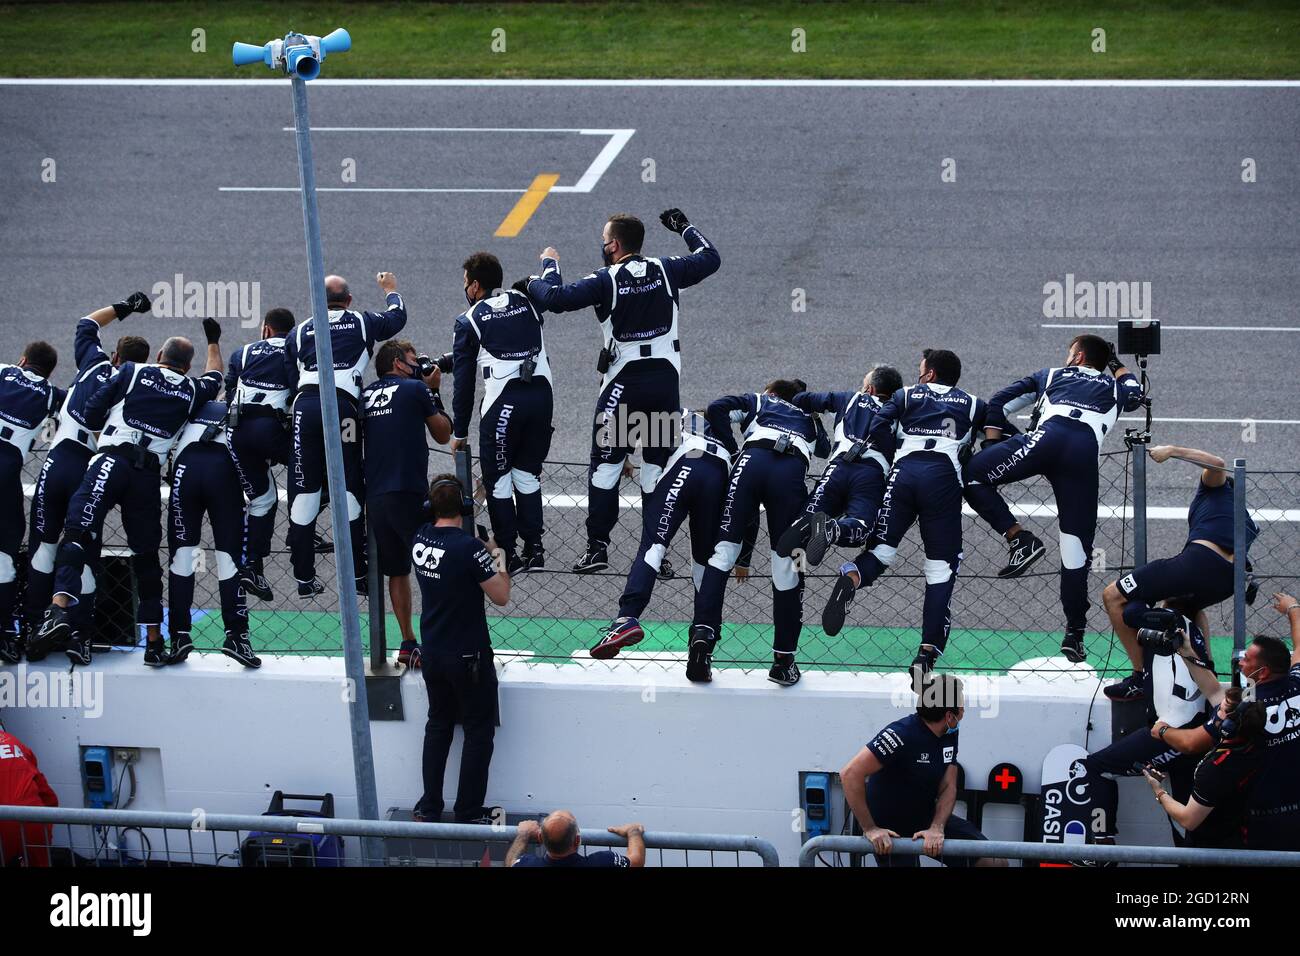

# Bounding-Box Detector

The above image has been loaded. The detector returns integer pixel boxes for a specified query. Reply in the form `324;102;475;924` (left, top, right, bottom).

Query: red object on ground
0;730;59;866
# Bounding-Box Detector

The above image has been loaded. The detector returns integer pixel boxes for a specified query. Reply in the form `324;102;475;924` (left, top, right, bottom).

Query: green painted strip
194;611;1238;678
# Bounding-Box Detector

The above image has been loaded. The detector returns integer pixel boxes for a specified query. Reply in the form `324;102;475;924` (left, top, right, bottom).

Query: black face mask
601;241;615;267
464;284;475;307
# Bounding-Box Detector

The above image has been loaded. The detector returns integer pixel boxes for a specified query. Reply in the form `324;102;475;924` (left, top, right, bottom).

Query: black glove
510;277;531;295
112;291;152;320
659;208;690;234
202;318;222;345
1105;341;1124;374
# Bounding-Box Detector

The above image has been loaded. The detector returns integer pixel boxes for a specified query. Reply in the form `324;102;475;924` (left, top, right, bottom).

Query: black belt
631;339;680;358
0;427;12;441
746;437;808;459
297;385;359;406
106;443;161;471
239;405;282;419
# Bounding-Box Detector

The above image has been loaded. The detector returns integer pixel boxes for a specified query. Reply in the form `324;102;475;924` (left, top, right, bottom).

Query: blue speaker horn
231;41;271;68
319;28;351;56
231;28;350;80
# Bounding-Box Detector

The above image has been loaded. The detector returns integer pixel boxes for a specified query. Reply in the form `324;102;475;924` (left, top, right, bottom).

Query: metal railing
0;805;779;868
798;835;1300;868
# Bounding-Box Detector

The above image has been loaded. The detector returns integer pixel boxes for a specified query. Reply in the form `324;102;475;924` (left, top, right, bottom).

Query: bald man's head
541;810;580;857
325;275;351;308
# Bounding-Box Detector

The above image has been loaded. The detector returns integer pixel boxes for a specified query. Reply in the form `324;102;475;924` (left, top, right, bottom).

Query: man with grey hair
506;811;646;867
32;320;224;668
283;271;407;597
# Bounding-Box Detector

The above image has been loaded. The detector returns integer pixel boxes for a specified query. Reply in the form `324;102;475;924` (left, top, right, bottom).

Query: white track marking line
219;186;525;193
551;129;635;194
1042;323;1300;332
5;79;1300;88
223;126;633;195
1013;413;1300;424
20;484;1296;522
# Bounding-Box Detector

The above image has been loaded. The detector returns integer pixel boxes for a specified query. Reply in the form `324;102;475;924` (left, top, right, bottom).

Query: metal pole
456;444;475;535
367;518;386;670
1233;457;1248;669
1131;444;1148;568
797;834;1300;868
289;75;382;855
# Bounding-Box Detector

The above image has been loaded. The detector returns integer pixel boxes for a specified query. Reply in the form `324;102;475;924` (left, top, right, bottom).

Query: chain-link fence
1241;467;1300;651
14;438;1292;682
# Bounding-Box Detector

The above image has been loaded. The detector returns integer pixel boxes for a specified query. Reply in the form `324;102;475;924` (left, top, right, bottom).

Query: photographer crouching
412;474;510;825
1075;600;1222;846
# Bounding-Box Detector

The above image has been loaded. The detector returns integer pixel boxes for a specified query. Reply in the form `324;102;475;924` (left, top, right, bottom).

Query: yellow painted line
494;173;560;237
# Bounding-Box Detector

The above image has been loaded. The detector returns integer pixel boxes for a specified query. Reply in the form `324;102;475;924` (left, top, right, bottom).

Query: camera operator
32;323;223;667
20;294;150;662
1145;686;1264;849
1103;445;1259;702
226;307;296;601
283;271;407;597
526;209;720;575
840;674;1004;867
412;474;510;825
1075;602;1217;845
361;340;452;667
449;252;552;576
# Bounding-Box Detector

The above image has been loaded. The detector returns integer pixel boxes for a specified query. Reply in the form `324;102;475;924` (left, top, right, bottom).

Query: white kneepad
1059;532;1088;571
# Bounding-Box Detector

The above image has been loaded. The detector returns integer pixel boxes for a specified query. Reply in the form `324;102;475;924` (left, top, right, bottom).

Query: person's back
413;522;496;656
879;380;982;474
1244;660;1300;849
413;475;510;825
0;728;58;866
362;375;438;498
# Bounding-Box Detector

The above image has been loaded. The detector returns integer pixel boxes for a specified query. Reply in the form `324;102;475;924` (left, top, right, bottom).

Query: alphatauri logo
50;886;151;936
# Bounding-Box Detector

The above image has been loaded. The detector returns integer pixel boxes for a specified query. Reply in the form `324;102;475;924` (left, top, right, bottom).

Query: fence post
1233;458;1248;672
456;444;474;535
367;519;386;670
1131;444;1148;567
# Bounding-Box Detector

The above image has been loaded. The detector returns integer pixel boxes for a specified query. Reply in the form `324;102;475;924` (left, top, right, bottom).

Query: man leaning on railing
839;674;1005;868
506;811;646;868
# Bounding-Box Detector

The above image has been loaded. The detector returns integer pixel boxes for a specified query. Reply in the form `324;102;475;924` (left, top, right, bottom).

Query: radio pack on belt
842;439;869;463
772;433;793;455
519;352;538;383
596;342;616;375
239;791;344;867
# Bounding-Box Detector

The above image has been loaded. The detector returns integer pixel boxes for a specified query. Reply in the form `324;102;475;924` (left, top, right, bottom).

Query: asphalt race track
1;80;1296;673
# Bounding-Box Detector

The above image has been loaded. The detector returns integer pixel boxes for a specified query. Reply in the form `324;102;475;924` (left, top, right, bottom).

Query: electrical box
800;771;832;839
80;746;114;809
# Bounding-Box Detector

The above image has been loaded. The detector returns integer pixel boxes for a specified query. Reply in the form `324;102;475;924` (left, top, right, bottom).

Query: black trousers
418;649;498;821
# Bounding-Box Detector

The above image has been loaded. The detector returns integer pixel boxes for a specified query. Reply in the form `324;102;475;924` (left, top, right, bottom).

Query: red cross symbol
995;767;1018;790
